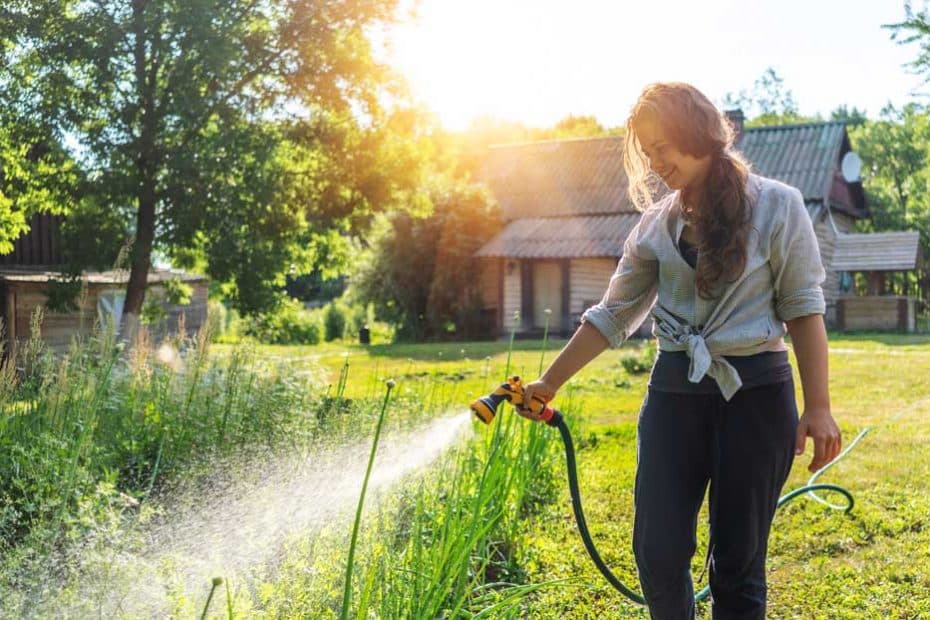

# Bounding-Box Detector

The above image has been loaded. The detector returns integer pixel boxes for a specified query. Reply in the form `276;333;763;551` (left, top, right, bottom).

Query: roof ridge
836;230;920;237
743;120;847;133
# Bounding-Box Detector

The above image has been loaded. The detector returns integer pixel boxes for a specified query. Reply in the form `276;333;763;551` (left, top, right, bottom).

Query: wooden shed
475;113;878;338
832;231;922;332
0;213;209;354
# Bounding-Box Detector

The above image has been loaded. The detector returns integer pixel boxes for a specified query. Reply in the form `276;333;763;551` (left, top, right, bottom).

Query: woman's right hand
518;379;558;422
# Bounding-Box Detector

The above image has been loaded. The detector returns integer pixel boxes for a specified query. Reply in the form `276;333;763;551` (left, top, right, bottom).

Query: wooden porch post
520;260;532;331
497;257;505;333
866;272;885;296
561;259;571;336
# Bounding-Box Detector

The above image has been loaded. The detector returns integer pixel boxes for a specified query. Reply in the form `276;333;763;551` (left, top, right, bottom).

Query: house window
97;289;126;333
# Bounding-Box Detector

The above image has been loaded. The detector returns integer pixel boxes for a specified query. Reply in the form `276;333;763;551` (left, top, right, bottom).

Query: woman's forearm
785;313;830;412
786;312;841;471
540;322;611;390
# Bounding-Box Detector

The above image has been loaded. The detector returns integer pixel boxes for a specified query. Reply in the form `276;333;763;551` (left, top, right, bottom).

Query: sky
381;0;926;130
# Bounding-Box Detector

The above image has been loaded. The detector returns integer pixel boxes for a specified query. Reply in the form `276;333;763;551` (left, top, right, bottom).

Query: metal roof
736;122;846;206
831;232;921;272
482;137;633;221
482;122;856;222
478;121;867;259
475;213;640;259
0;266;207;284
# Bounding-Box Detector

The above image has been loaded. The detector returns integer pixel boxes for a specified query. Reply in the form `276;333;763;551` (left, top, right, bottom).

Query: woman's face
633;113;712;193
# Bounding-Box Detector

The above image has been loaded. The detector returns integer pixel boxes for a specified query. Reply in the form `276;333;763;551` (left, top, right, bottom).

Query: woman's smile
656;166;678;186
632;111;713;193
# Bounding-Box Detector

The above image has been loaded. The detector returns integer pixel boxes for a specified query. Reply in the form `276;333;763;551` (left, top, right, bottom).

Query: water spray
471;376;858;605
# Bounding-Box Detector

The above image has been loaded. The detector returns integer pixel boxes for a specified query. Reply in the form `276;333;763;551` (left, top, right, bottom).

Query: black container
359;325;371;345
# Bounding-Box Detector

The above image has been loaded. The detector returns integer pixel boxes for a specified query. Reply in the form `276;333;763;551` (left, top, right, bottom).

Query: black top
678;234;699;269
649;350;793;394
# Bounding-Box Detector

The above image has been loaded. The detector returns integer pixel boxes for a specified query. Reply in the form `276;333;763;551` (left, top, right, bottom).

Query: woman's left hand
795;408;842;473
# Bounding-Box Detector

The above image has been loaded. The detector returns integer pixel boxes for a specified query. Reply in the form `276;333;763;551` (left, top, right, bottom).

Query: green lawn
261;333;930;619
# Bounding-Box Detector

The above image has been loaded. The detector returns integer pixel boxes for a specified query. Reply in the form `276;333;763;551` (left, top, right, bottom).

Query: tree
545;115;609;139
0;0;424;336
871;3;930;309
830;105;868;127
723;68;812;126
851;104;929;227
885;1;930;90
849;103;930;302
351;177;500;341
0;115;79;255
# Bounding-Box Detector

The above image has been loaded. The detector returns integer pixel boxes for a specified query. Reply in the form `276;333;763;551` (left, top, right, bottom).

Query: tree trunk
122;0;159;344
123;175;156;342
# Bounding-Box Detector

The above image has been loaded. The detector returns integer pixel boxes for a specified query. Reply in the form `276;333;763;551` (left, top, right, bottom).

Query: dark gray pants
633;380;798;619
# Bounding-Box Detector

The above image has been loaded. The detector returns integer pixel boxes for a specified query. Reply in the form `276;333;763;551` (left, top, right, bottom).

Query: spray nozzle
470;375;562;427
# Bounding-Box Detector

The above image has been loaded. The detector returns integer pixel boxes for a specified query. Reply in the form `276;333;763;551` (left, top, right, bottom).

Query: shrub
620;340;657;374
141;297;168;325
206;299;228;340
345;300;371;337
246;297;323;345
323;301;348;341
162;277;193;305
350;179;502;342
318;297;393;343
365;318;395;344
207;299;247;343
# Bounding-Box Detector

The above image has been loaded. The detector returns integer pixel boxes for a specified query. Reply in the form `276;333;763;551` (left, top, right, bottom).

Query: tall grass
262;395;570;618
0;308;387;614
0;311;322;531
357;307;572;617
1;307;586;617
371;413;560;618
262;309;578;618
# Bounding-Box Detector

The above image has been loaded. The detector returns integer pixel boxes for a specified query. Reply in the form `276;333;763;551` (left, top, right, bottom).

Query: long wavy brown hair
624;82;753;299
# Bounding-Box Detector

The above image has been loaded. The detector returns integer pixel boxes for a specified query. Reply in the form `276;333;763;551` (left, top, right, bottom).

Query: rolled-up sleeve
771;188;826;321
580;218;659;348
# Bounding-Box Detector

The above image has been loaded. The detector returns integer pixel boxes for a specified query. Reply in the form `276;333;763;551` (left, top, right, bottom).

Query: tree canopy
850;103;930;301
0;0;427;328
886;1;930;90
723;68;812;126
350;176;500;341
0;113;80;255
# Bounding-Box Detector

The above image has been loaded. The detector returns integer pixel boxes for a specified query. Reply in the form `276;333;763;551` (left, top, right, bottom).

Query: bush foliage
350;176;501;342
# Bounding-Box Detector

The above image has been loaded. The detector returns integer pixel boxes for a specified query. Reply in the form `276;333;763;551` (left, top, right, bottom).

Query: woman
518;82;842;619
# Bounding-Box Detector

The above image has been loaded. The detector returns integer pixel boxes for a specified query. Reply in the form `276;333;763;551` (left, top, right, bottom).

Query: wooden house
474;111;912;338
1;213;209;353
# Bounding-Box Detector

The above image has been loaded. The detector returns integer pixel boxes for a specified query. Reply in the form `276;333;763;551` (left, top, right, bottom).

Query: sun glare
383;0;920;133
384;1;715;131
387;1;580;130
